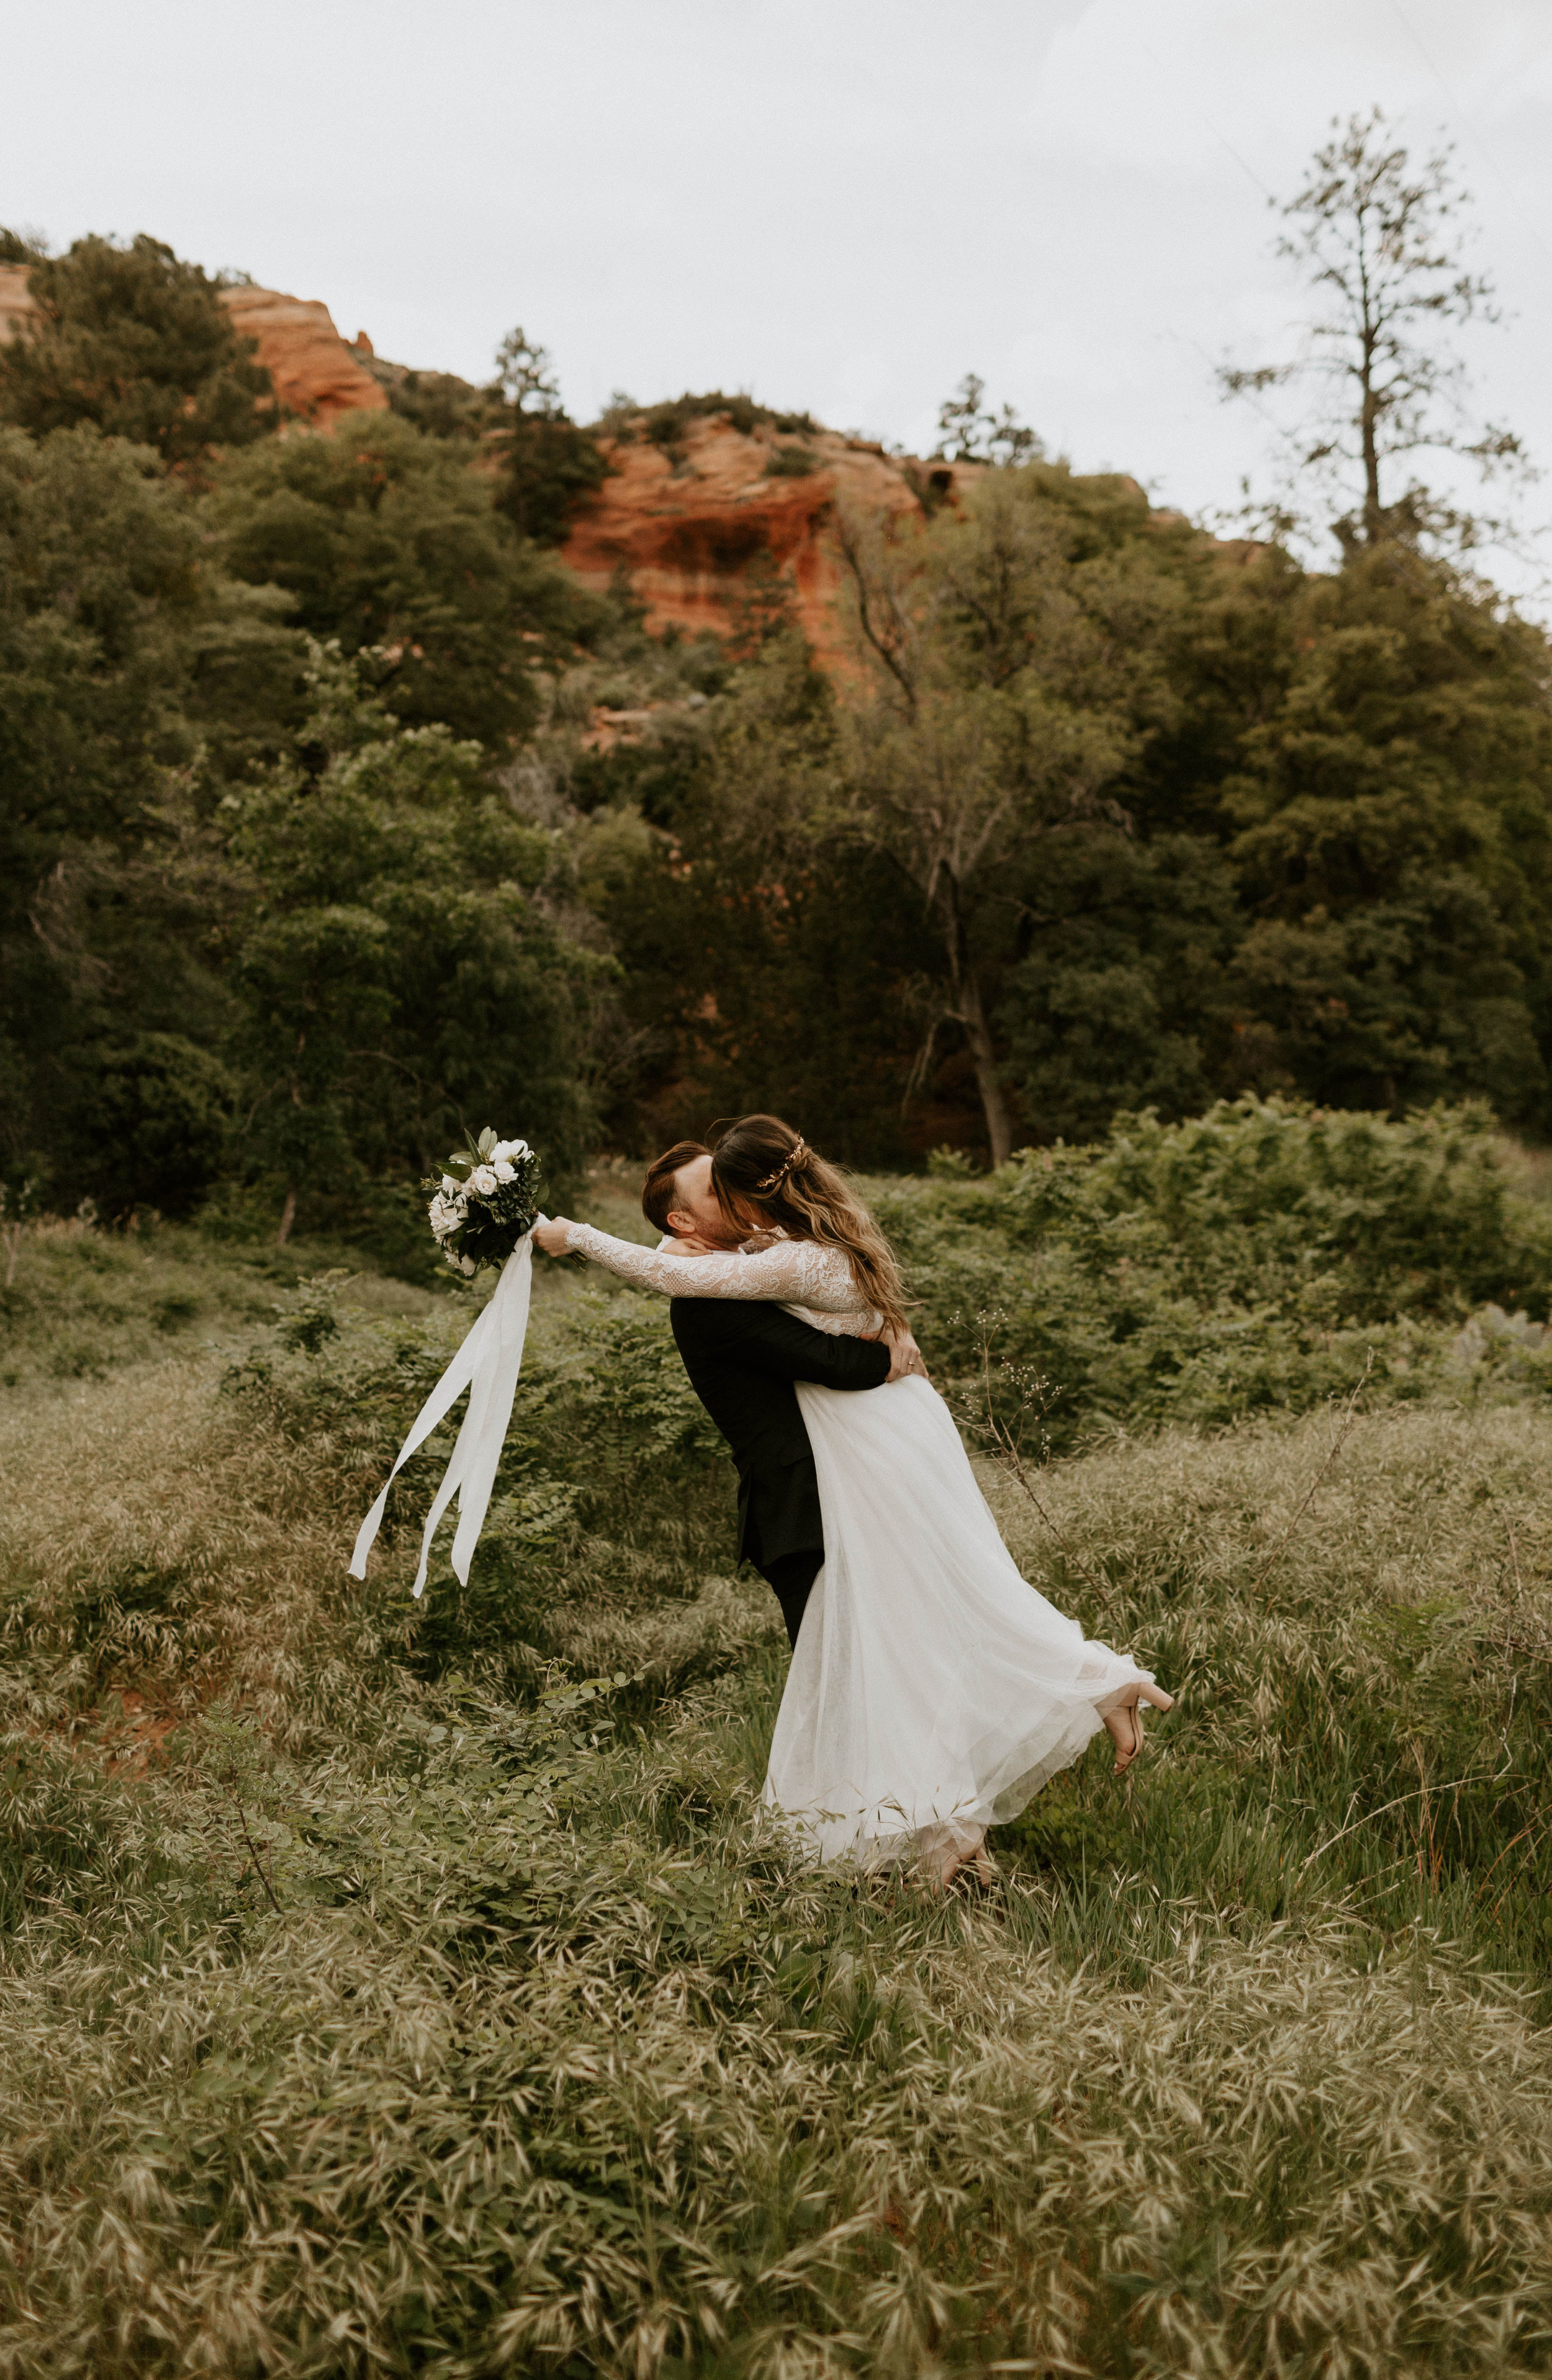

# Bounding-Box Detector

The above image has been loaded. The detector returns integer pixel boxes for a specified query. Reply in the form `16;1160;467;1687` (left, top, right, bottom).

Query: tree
487;326;607;546
226;644;602;1242
834;468;1195;1163
0;423;225;1190
996;830;1240;1144
211;413;600;750
0;233;275;473
572;629;936;1164
932;374;1042;468
1220;109;1529;553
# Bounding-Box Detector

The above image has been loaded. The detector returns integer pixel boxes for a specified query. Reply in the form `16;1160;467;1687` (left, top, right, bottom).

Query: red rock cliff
560;413;975;672
2;259;985;666
219;286;386;430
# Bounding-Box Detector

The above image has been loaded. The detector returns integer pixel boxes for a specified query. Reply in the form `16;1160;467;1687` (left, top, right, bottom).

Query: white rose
470;1164;497;1195
461;1254;477;1274
441;1174;460;1195
493;1159;515;1182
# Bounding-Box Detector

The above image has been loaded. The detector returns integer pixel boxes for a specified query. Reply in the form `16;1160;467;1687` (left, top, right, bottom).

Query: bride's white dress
563;1223;1154;1866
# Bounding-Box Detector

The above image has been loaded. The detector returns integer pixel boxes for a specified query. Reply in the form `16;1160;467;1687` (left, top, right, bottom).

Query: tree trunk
940;876;1015;1167
960;966;1015;1169
276;1057;304;1247
1360;324;1382;543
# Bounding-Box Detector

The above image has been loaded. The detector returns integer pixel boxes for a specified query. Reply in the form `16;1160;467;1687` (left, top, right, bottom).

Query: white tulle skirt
762;1375;1152;1867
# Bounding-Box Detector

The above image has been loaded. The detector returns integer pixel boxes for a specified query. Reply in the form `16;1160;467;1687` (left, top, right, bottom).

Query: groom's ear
662;1208;693;1240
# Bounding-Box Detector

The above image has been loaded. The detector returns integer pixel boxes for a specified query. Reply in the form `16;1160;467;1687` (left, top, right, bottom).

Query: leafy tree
1125;533;1552;1124
0;233;275;473
225;644;602;1241
1216;545;1552;1116
211;414;600;750
487;327;607;546
932;373;1042;467
1220;109;1530;553
0;226;47;266
574;631;934;1163
997;830;1240;1143
834;466;1198;1162
0;424;222;1187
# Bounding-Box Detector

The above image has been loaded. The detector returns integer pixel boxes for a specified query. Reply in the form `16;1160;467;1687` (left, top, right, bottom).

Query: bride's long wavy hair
710;1115;910;1336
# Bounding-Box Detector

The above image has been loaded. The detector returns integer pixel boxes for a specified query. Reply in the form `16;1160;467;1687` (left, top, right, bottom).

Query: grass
2;1187;1552;2375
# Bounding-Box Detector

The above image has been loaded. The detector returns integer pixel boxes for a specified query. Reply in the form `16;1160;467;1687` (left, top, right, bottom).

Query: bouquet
424;1128;543;1277
354;1127;546;1598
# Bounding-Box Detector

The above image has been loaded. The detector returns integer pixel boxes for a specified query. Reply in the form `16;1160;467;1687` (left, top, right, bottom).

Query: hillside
0;262;986;666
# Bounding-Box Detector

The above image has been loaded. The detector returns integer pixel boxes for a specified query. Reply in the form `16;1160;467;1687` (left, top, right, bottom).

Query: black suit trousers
761;1547;824;1650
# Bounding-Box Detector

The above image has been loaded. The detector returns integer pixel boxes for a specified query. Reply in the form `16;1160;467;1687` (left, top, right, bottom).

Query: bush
869;1097;1552;1441
70;1033;238;1221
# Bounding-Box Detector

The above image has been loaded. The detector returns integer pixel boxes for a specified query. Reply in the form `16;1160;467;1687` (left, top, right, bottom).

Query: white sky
4;0;1551;576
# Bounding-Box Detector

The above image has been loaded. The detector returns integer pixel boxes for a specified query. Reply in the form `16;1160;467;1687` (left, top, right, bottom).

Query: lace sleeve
562;1222;866;1313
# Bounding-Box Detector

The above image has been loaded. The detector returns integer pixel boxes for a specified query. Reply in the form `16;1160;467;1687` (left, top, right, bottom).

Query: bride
533;1116;1170;1885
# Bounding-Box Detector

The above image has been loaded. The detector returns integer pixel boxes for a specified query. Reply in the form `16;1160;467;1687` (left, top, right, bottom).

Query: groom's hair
641;1140;708;1234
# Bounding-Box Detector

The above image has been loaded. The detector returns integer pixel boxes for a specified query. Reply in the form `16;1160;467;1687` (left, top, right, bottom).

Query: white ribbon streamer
349;1227;538;1598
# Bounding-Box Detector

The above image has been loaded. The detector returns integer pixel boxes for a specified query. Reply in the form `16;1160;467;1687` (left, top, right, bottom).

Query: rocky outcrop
561;413;978;672
219;286;387;430
0;263;38;346
0;265;386;434
2;256;991;664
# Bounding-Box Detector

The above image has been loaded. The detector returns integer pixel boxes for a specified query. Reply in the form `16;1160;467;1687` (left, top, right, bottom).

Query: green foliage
210;412;595;749
223;642;603;1224
70;1033;240;1222
603;391;818;467
1219;109;1528;553
933;368;1042;464
870;1095;1552;1441
576;465;1552;1161
572;630;935;1161
762;441;819;477
5;1227;1552;2373
487;327;608;545
0;233;274;471
0;423;271;1198
371;360;487;442
1209;544;1552;1120
997;826;1241;1140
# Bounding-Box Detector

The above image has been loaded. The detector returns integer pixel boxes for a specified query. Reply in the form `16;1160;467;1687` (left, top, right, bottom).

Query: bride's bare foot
919;1830;994;1891
1104;1681;1175;1774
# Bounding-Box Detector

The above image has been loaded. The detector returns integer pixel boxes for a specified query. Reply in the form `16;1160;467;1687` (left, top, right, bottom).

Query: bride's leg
1103;1680;1174;1774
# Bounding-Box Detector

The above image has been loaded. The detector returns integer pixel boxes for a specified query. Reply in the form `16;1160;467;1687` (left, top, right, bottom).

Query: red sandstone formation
560;414;978;673
0;264;38;348
1;259;1036;667
219;286;387;430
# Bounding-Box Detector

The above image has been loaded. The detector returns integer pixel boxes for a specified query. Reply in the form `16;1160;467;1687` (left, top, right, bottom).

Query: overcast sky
4;0;1550;576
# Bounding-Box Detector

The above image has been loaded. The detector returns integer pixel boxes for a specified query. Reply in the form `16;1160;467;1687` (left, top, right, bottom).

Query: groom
641;1139;897;1648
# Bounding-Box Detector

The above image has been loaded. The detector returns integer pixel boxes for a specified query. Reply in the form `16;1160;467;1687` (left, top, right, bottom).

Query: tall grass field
3;1100;1552;2377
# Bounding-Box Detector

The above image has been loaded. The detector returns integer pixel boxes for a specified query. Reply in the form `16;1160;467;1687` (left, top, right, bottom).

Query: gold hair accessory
755;1136;807;1192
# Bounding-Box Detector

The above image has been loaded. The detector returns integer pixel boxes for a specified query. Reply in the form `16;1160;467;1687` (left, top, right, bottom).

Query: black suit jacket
669;1298;890;1572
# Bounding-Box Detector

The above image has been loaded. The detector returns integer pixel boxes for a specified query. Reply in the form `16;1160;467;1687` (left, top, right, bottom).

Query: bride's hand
531;1217;572;1256
879;1327;929;1383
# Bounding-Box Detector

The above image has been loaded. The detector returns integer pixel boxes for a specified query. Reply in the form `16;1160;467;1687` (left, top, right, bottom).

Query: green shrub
869;1097;1552;1440
763;443;819;478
